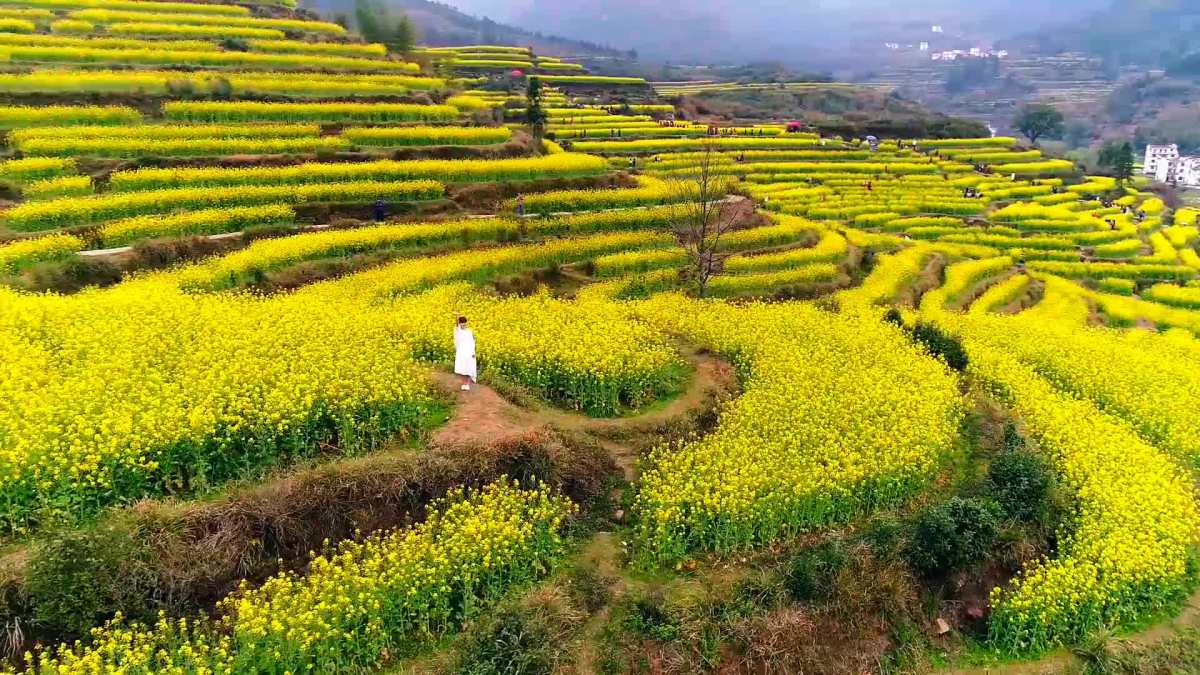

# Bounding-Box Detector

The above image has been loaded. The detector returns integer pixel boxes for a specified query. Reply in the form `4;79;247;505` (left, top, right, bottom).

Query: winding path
430;343;738;480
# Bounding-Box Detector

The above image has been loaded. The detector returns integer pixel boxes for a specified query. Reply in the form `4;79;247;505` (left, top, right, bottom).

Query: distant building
930;47;1007;62
919;41;930;51
1169;157;1200;186
1143;144;1179;178
1145;144;1200;187
1158;156;1200;187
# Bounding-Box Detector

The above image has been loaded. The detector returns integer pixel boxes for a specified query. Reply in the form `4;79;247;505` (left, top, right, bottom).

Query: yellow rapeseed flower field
17;479;576;673
630;295;963;561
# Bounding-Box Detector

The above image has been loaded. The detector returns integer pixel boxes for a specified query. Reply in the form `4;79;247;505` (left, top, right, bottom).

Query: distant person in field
454;316;477;391
373;199;387;222
516;195;525;217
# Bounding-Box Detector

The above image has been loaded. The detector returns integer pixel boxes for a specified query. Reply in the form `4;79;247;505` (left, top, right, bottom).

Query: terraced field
0;1;1198;673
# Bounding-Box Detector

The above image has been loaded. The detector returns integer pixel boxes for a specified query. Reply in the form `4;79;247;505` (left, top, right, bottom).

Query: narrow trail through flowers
430;343;738;480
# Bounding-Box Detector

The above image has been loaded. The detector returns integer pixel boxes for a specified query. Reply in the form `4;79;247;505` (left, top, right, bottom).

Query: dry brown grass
1;430;614;651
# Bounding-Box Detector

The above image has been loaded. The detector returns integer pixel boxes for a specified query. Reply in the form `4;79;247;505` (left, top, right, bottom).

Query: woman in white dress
453;316;477;391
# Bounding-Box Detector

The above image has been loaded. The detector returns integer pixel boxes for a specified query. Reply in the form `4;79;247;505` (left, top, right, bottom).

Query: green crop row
1027;261;1196;281
11;123;320;143
0;156;75;182
0;0;249;16
3;180;443;231
18;135;350;159
24;175;92;200
0;44;418;73
533;74;648;85
510;177;703;215
343;126;512;147
69;8;346;35
106;153;609;192
98;204;296;247
104;20;283;39
0;103;139;127
0;69;443;98
164;100;457;124
0;31;215;51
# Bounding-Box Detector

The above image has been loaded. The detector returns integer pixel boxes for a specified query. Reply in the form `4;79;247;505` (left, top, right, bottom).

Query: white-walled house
1158;156;1200;186
1144;144;1179;178
1145;144;1200;187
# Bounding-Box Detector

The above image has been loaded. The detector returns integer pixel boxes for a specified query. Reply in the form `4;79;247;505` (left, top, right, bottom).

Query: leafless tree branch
664;141;738;297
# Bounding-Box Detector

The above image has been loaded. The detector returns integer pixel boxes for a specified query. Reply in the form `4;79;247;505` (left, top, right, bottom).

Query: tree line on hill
326;0;418;54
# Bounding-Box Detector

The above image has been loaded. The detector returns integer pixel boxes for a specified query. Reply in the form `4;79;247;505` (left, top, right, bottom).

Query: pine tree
392;14;417;54
480;17;498;45
526;76;547;141
354;0;385;43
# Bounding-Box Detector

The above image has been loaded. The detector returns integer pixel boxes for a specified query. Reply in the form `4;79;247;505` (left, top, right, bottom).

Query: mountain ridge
299;0;633;58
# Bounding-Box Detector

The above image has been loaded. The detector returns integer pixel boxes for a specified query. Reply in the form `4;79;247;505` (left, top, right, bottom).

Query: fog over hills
425;0;1100;67
302;0;1195;74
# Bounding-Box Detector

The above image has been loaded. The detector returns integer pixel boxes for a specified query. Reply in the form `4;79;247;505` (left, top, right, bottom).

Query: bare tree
664;141;738;297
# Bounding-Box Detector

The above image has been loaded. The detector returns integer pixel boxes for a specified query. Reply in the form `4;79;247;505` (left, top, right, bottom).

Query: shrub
1001;421;1025;453
455;587;585;675
987;451;1053;522
862;516;905;558
627;592;681;641
25;526;156;636
910;322;968;371
129;236;238;269
907;497;1000;577
785;539;847;603
18;257;121;293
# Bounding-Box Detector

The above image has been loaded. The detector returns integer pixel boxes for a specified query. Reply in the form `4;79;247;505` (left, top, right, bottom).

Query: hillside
666;83;990;139
1068;73;1200;154
0;1;1199;675
301;0;632;58
853;52;1122;136
1015;0;1200;68
437;0;1099;68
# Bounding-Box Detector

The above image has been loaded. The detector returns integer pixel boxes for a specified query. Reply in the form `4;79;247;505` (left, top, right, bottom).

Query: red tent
510;69;525;78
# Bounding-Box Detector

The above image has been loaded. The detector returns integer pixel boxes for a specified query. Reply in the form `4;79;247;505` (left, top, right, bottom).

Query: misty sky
437;0;1102;67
